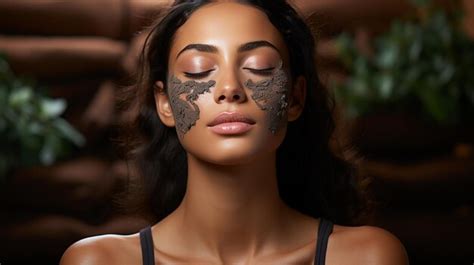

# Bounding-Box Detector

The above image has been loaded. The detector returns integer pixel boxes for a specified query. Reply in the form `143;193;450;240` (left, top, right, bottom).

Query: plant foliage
0;54;85;179
335;0;474;124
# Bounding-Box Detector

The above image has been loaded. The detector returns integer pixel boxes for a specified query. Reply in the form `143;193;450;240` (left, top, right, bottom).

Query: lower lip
209;122;254;135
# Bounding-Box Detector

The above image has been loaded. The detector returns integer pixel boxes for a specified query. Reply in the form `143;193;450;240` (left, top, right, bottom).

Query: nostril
217;92;244;102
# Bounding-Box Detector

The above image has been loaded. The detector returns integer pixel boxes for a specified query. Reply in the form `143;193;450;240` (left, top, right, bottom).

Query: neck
172;151;289;263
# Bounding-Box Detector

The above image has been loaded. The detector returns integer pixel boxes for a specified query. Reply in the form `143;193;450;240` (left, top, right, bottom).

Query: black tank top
139;218;334;265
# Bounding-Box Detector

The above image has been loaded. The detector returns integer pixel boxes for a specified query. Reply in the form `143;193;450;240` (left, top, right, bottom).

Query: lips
207;112;256;135
207;112;256;127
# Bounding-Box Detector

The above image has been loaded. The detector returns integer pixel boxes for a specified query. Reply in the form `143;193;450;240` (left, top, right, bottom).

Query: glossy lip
209;122;254;135
207;112;256;127
207;112;256;135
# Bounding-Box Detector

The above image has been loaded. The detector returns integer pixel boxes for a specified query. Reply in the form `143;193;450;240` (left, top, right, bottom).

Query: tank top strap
139;226;155;265
139;220;333;265
314;218;334;265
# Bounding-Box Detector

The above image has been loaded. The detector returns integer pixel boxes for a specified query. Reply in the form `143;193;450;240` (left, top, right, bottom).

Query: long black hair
119;0;372;225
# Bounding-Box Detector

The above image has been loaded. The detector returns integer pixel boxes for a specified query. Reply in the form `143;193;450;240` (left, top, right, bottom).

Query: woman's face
155;2;303;165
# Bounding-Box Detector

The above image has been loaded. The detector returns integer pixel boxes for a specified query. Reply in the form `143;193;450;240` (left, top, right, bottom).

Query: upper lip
207;112;256;127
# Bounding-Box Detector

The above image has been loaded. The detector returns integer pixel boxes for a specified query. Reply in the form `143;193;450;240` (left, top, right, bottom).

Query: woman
61;0;409;264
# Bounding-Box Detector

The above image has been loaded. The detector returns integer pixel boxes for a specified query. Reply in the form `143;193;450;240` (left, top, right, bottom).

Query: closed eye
183;69;215;79
243;67;275;76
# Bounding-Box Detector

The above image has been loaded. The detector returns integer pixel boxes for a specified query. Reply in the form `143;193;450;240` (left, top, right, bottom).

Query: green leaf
376;74;395;99
409;36;423;62
40;134;61;165
53;118;86;147
28;121;43;135
417;85;456;123
332;0;474;124
0;55;86;177
40;98;66;119
8;87;33;107
376;43;399;69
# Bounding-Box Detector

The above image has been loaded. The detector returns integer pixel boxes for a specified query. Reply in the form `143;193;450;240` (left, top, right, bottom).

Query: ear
287;75;306;122
154;80;176;127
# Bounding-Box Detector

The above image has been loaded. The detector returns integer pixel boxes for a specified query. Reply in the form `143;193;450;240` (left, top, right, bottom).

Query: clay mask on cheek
167;75;216;138
244;62;289;134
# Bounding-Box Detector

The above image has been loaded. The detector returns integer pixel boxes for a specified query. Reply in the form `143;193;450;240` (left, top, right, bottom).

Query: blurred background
0;0;473;264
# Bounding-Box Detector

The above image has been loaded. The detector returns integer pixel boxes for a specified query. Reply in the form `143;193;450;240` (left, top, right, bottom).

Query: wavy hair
119;0;373;225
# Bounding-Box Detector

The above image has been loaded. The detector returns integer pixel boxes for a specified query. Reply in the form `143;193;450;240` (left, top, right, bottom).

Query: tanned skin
61;2;409;264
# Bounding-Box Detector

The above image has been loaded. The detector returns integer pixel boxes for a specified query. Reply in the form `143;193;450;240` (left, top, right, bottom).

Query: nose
214;71;247;104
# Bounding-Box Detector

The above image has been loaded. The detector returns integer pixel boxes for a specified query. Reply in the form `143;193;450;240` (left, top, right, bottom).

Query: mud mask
245;62;289;134
167;75;216;138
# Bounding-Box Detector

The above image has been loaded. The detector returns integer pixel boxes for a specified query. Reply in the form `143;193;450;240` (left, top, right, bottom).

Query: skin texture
167;75;216;137
245;61;289;134
169;60;289;138
60;2;409;265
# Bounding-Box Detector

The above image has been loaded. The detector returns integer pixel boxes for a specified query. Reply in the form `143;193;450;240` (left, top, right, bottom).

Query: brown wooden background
0;0;473;264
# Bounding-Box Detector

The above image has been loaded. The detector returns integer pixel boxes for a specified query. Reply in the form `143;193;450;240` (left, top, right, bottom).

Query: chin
198;140;264;165
181;124;286;166
187;135;283;167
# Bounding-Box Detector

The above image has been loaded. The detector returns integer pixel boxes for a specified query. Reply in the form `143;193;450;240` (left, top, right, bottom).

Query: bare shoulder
330;224;409;265
60;233;141;265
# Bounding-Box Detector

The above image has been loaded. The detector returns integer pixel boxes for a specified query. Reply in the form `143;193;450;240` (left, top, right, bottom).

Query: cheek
245;68;290;134
167;76;215;138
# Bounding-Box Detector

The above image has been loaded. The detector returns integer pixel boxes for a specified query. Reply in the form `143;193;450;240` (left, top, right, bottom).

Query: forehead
169;2;289;60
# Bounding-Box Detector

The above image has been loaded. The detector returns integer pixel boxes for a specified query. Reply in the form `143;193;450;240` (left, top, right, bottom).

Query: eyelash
244;67;275;76
184;69;214;79
183;67;275;79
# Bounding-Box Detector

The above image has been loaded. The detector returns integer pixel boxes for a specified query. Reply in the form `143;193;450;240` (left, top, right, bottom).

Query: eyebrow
238;40;279;53
175;40;280;59
176;44;218;58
